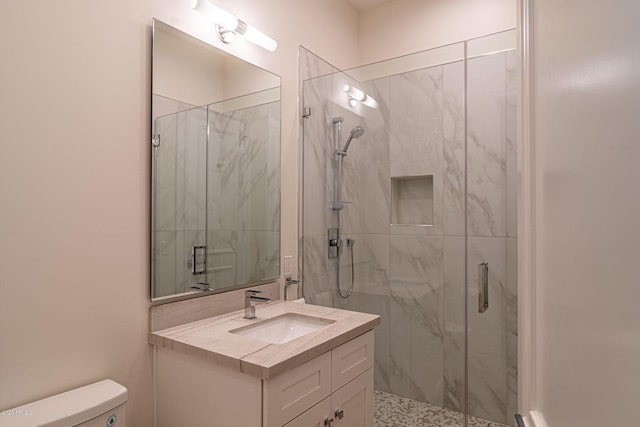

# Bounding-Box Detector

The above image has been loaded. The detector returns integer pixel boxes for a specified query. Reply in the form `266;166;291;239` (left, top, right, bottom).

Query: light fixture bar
243;24;278;52
190;0;278;52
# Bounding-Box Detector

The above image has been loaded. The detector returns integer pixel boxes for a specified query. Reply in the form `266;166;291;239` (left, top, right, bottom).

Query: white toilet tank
1;379;127;427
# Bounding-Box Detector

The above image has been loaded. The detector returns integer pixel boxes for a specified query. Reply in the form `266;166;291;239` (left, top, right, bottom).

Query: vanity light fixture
190;0;278;52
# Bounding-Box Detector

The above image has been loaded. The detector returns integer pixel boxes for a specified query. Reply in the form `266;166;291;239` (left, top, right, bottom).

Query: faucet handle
245;289;262;297
285;277;300;286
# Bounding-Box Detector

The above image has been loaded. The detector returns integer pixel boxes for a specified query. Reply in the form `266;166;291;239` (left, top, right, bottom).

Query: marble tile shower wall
207;102;281;288
302;50;517;425
155;106;208;297
155;101;280;296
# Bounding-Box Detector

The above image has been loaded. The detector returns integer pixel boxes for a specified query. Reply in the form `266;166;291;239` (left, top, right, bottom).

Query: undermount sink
231;313;335;344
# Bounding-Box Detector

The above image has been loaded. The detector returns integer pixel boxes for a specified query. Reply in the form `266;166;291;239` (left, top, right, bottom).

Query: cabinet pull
335;409;344;420
324;417;334;426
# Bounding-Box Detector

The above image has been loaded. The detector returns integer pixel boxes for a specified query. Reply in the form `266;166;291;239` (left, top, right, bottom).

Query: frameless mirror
151;19;281;302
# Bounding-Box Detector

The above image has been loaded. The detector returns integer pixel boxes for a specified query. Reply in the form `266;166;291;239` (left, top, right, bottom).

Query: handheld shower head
341;126;365;153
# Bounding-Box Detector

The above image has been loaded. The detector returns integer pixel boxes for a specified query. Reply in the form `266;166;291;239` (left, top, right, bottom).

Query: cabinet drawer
264;351;332;427
331;330;374;391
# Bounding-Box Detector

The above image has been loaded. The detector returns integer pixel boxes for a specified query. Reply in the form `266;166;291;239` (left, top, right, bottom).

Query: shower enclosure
152;98;281;299
300;30;517;427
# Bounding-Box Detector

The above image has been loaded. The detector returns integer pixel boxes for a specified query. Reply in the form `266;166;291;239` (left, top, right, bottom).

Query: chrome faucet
244;290;271;319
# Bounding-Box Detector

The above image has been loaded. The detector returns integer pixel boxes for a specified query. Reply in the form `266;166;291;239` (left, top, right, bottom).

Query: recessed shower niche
390;175;434;226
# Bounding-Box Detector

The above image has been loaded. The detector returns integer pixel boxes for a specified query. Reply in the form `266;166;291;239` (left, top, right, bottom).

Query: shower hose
337;238;355;298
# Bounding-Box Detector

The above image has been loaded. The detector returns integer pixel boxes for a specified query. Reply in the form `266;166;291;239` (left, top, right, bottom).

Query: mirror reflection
151;20;281;301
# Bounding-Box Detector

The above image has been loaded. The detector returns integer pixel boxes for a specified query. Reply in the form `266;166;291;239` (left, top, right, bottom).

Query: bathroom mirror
151;19;281;302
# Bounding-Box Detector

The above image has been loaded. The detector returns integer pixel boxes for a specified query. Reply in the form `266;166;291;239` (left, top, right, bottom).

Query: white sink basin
231;313;335;344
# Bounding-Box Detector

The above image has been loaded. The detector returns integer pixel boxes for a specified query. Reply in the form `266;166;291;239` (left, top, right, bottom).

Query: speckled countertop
149;301;380;380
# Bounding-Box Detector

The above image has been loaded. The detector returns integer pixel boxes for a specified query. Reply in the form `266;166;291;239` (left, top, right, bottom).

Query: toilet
1;379;127;426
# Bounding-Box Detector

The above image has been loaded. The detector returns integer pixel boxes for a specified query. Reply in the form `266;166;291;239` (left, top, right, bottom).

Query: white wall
530;0;640;425
359;0;516;64
0;1;358;426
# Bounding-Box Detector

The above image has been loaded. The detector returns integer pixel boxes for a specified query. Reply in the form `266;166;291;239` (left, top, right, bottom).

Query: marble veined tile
208;111;240;232
389;66;444;179
466;236;509;425
236;230;279;285
467;53;507;238
442;61;466;237
302;73;338;235
506;50;518;239
506;237;518;423
389;234;444;405
442;236;465;413
154;112;179;233
301;234;337;308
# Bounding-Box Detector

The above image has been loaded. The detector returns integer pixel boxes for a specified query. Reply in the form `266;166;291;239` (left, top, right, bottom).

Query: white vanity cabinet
266;331;374;427
155;330;375;427
283;369;373;427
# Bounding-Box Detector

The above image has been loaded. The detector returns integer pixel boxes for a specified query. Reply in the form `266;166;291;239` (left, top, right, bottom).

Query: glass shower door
152;106;208;298
465;31;518;427
300;30;518;426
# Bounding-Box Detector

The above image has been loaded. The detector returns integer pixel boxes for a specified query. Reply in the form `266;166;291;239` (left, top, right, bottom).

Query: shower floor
374;390;510;427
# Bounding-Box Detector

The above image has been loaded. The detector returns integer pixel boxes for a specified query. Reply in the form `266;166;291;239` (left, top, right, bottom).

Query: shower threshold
374;390;510;427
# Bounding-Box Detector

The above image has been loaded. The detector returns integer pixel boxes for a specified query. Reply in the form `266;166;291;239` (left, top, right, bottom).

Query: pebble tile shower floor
374;391;510;427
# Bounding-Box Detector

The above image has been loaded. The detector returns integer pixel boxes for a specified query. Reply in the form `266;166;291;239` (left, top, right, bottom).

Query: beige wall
154;24;281;108
0;1;358;425
359;0;516;64
154;25;226;107
531;0;640;425
0;0;515;425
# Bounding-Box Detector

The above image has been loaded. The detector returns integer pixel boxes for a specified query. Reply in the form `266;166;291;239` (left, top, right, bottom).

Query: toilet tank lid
1;379;127;427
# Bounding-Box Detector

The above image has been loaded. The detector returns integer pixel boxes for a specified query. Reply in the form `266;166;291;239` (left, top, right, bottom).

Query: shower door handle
478;262;489;313
192;245;206;275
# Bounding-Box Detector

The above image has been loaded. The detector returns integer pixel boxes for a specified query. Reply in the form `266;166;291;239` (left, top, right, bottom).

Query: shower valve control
328;228;342;258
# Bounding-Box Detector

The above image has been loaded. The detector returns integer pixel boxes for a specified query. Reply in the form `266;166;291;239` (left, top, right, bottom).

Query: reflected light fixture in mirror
190;0;278;52
342;84;378;109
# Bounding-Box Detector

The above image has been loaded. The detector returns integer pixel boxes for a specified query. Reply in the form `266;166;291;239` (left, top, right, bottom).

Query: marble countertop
149;301;380;380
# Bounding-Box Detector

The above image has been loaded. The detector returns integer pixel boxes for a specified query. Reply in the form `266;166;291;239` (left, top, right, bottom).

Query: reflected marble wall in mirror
151;19;281;302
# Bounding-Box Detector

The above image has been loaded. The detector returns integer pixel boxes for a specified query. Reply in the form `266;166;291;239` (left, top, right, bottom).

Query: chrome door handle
324;417;334;426
192;245;206;275
335;409;344;420
478;262;489;313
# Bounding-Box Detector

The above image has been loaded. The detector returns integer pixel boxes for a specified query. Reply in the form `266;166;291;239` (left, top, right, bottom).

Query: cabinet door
264;351;332;427
331;331;374;391
332;368;374;427
283;397;331;427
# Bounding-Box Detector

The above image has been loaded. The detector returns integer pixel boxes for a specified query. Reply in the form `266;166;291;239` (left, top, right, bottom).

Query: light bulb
349;86;366;102
190;0;277;52
243;24;278;52
190;0;239;32
362;95;378;109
